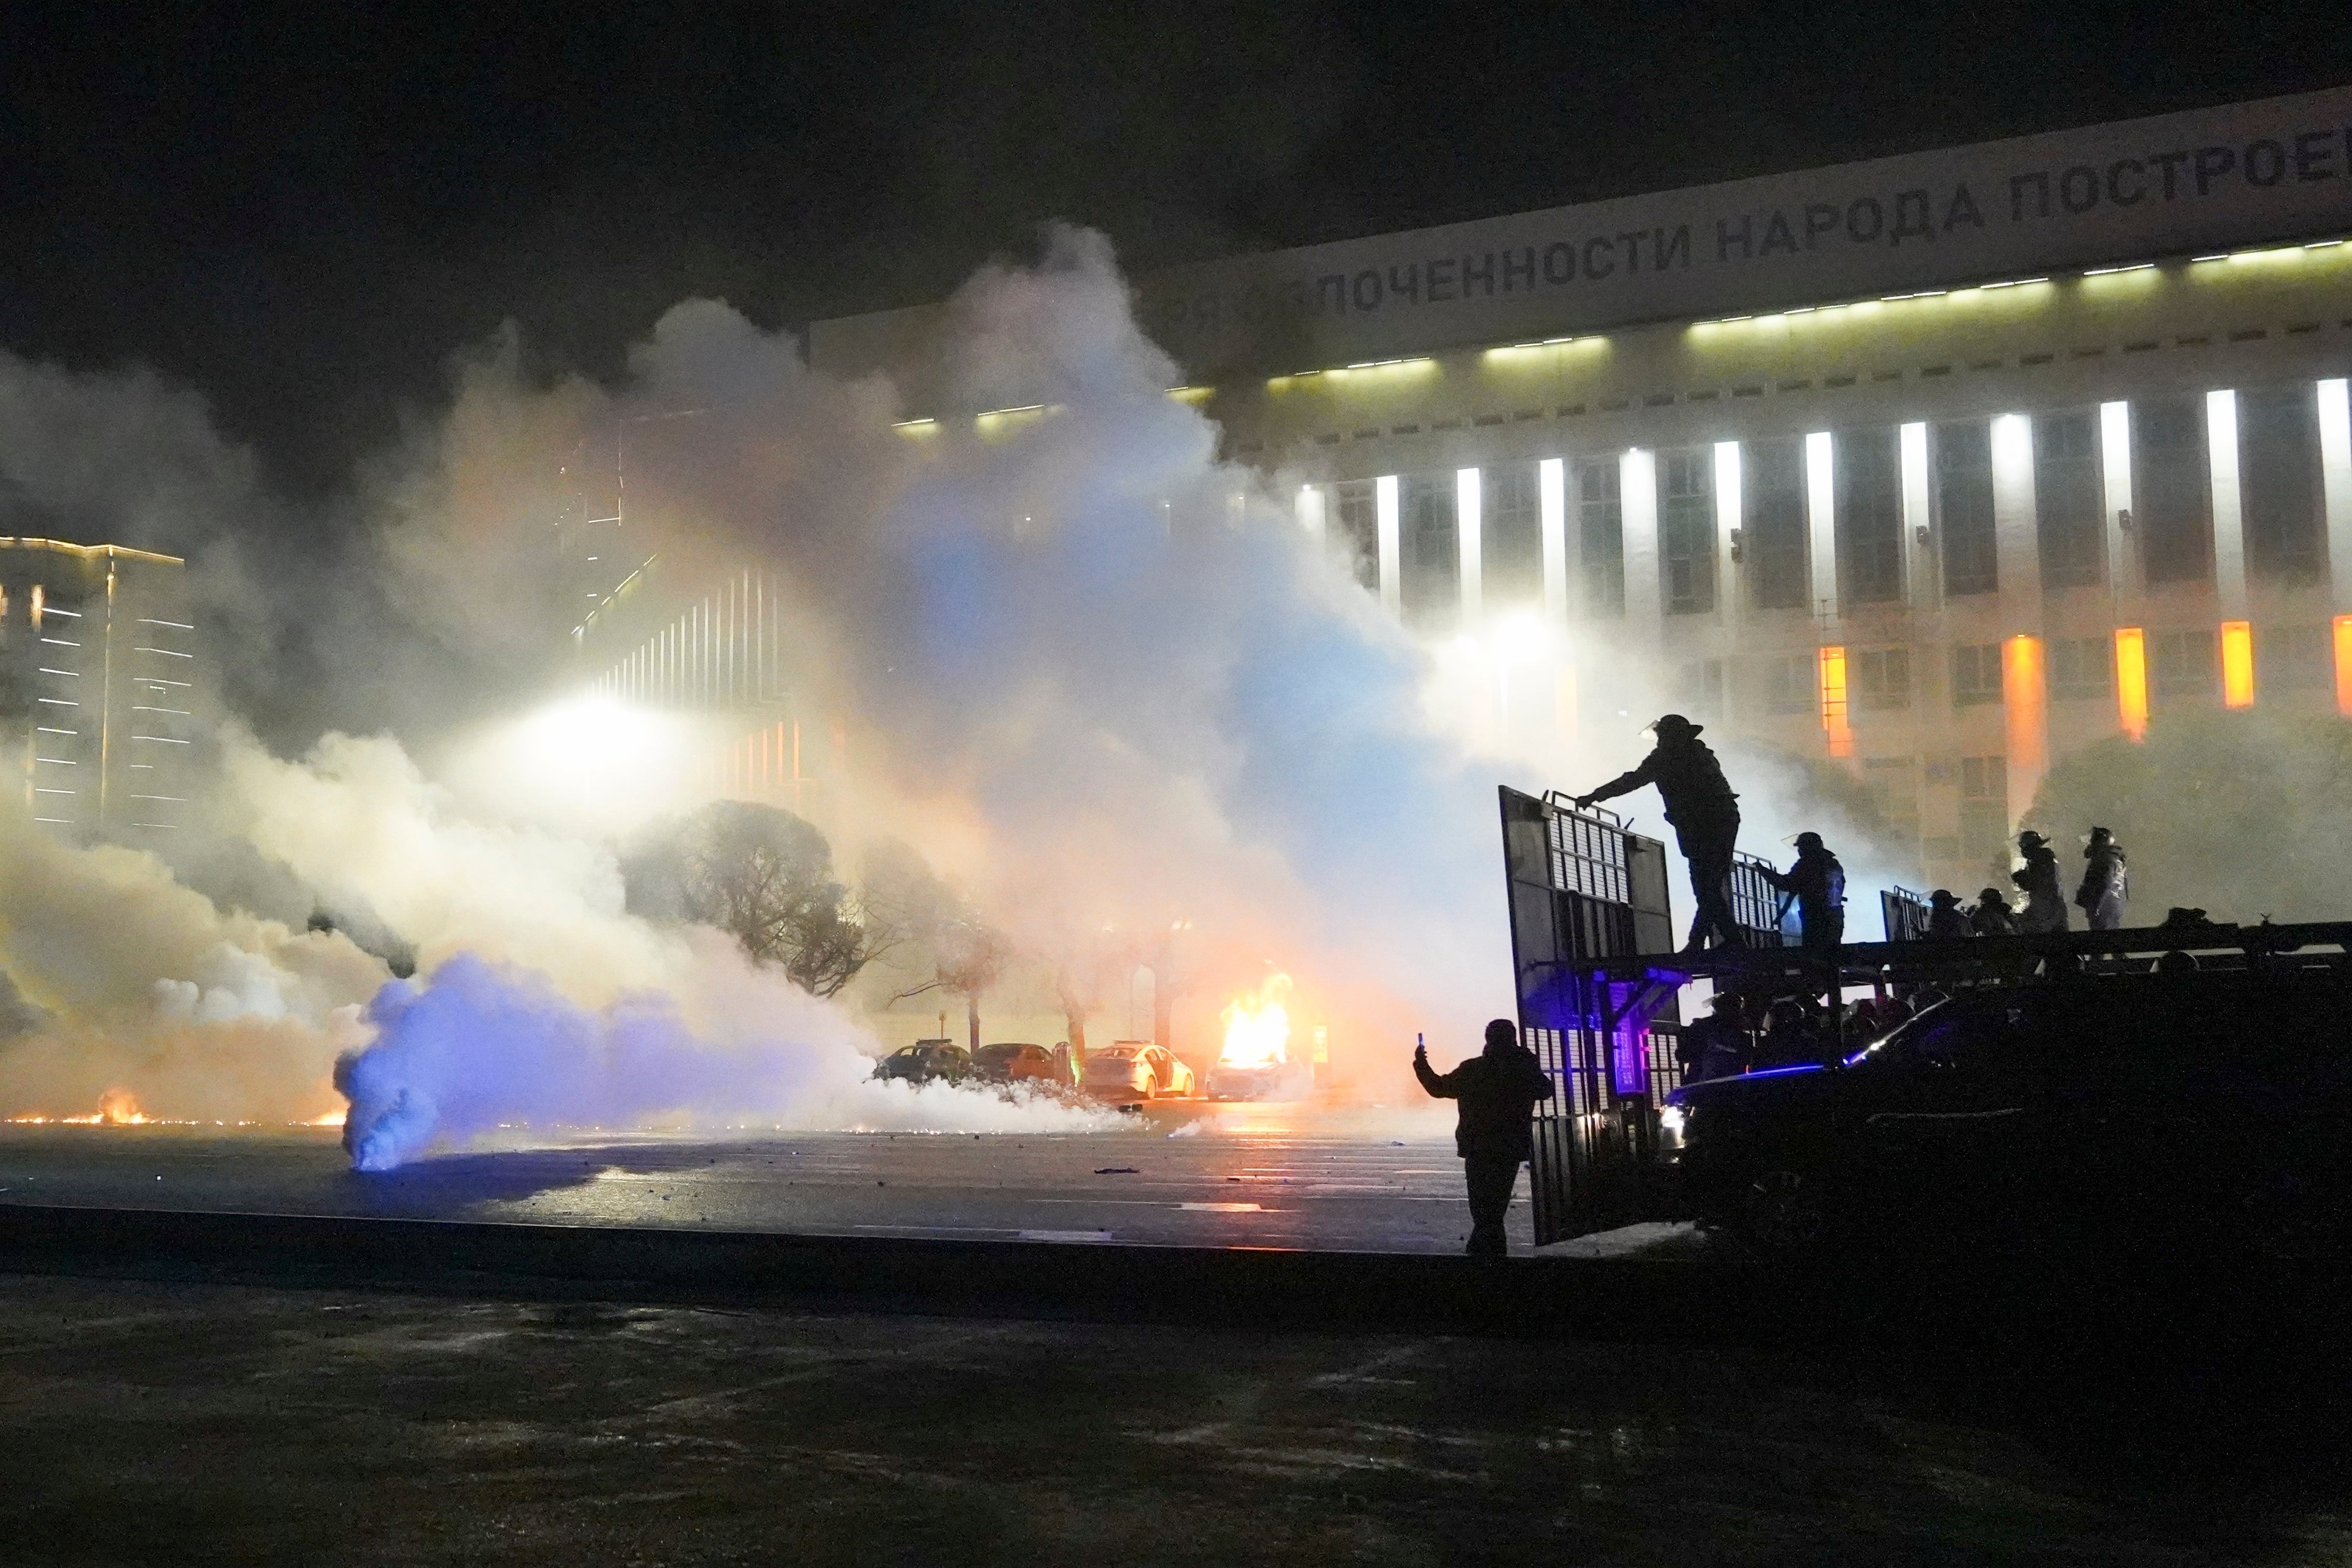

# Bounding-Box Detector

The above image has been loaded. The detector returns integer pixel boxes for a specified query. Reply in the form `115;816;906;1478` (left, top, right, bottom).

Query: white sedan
1082;1042;1196;1100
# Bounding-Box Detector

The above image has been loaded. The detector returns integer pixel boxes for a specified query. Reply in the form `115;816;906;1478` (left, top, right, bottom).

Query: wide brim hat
2017;830;2050;848
1652;713;1702;737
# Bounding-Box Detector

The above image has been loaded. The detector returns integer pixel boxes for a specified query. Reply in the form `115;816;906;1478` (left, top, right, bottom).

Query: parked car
972;1042;1069;1087
1667;968;2352;1255
1205;1059;1312;1101
1082;1041;1196;1100
872;1039;971;1086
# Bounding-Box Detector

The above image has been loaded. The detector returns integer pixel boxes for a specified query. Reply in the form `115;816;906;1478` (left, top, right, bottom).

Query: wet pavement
3;1270;2346;1567
0;1118;1691;1257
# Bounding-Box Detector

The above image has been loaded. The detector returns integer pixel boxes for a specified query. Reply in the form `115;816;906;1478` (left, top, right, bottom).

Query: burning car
1081;1041;1196;1100
871;1039;971;1086
971;1042;1071;1087
1205;973;1309;1101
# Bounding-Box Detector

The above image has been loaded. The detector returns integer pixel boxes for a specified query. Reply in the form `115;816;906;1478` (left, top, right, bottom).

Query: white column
2100;400;2136;608
1804;431;1837;619
1296;485;1326;544
1374;474;1401;617
2206;389;2246;618
1899;421;1931;613
1620;448;1661;641
1538;458;1569;626
2317;379;2352;613
1991;413;2039;621
1456;467;1483;628
1711;441;1742;631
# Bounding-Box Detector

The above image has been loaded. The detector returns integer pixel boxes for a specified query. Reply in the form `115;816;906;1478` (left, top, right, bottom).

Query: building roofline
0;537;185;567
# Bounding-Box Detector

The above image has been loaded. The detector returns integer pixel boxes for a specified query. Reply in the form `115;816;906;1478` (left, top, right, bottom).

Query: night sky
7;1;2351;494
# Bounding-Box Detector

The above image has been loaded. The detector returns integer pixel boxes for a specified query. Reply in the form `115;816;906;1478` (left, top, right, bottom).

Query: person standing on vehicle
2012;831;2069;933
1926;889;1971;941
1572;714;1744;953
1970;887;2018;937
1414;1021;1554;1258
2075;827;2129;931
1761;832;1846;953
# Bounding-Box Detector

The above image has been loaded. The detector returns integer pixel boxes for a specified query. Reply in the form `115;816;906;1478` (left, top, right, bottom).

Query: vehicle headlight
1658;1104;1687;1148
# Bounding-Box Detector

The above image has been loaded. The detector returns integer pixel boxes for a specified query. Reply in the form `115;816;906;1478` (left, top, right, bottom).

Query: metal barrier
1500;787;1680;1243
1729;851;1798;949
1881;885;1932;942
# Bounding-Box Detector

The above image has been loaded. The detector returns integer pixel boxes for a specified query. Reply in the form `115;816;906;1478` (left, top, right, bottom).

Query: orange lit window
2335;616;2352;719
2002;635;2047;808
2114;627;2149;740
1817;645;1853;758
2221;620;2255;708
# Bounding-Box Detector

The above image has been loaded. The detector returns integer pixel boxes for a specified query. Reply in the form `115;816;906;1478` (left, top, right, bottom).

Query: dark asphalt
0;1122;1693;1257
5;1271;2348;1567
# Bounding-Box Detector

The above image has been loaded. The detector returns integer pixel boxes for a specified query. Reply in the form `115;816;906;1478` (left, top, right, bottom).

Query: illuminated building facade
813;86;2352;888
0;539;196;840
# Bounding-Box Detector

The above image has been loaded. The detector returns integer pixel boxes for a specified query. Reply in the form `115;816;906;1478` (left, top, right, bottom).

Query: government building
809;86;2352;891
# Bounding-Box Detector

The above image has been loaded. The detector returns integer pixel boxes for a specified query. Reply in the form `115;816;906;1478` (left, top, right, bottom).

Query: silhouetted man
1761;831;1846;953
1925;888;1971;941
1573;714;1743;952
2076;826;2128;931
1414;1020;1554;1258
2012;831;2069;934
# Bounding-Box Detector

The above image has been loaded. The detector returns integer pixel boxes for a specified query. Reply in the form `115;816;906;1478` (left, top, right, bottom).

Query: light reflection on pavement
0;1116;1696;1256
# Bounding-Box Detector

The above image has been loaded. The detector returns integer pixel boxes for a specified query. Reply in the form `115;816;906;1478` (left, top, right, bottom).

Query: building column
1456;467;1483;628
1990;413;2039;622
1899;422;1932;614
2318;379;2352;716
2099;400;2136;612
1538;458;1569;627
1374;475;1401;617
1804;431;1837;620
1712;441;1743;636
1620;448;1660;645
2205;389;2247;619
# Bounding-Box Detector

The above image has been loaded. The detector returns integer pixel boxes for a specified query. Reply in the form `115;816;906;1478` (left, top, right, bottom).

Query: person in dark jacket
1414;1020;1555;1257
1572;714;1743;952
2075;826;2129;931
1970;887;2018;937
1676;991;1750;1083
2012;830;2070;933
1925;888;1971;940
1760;832;1846;952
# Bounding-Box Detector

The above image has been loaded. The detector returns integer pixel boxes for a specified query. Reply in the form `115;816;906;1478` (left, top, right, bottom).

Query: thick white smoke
0;223;1906;1162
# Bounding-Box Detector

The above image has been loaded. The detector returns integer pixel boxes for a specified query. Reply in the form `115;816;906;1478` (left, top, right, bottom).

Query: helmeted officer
1573;714;1743;952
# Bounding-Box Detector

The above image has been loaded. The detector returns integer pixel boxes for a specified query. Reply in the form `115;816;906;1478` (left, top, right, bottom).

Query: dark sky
7;1;2350;493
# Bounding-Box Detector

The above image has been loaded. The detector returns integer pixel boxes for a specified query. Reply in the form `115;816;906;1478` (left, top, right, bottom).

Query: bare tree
863;840;1011;1049
625;801;897;997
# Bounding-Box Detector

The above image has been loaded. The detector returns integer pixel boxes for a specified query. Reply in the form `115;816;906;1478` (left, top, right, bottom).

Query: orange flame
57;1090;152;1126
1219;973;1293;1070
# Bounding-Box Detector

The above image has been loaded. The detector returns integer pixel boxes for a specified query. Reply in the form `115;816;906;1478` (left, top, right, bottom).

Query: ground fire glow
1218;974;1293;1070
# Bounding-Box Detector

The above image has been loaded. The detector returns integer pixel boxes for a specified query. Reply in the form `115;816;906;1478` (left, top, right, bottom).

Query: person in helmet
2011;830;2069;934
2076;826;2129;931
1572;714;1743;952
1925;888;1971;941
1969;887;2018;937
1760;831;1846;953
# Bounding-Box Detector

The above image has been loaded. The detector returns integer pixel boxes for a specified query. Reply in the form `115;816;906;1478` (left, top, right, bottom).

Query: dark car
1667;968;2352;1254
871;1039;971;1086
972;1042;1069;1087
